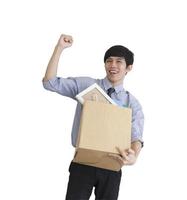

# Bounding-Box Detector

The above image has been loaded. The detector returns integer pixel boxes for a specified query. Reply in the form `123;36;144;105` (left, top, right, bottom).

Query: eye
106;59;112;63
117;59;125;64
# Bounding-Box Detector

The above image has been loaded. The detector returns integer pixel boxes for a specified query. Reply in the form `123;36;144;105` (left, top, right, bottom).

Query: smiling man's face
105;56;132;86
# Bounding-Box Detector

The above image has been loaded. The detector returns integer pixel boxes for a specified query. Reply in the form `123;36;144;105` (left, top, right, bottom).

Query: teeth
109;70;118;74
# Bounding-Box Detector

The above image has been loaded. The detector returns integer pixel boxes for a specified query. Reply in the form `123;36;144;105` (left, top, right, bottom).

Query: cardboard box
73;100;132;171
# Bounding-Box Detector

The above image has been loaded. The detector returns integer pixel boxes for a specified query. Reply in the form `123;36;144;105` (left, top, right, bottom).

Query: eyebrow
116;57;125;61
107;57;125;61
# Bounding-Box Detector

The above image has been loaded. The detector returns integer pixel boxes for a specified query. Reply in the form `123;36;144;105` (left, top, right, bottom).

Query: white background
0;0;187;199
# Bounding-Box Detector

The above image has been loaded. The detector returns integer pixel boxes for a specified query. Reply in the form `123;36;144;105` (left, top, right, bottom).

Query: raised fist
58;34;73;49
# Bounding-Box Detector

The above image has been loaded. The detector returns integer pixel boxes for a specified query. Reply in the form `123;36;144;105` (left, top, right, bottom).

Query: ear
126;65;133;72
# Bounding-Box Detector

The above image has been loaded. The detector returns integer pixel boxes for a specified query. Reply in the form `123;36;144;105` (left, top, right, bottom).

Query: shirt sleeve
43;76;79;99
129;94;144;146
42;76;96;99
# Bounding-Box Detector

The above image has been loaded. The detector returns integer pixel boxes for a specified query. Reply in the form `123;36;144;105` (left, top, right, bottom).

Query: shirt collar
103;77;125;93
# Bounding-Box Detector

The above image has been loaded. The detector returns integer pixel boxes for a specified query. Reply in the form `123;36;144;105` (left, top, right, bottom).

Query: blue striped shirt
43;76;144;147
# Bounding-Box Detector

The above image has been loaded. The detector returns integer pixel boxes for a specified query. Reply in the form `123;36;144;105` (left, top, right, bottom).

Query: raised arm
43;34;73;81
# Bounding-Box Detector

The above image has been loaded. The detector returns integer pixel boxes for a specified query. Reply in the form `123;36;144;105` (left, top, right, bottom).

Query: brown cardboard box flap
73;148;122;171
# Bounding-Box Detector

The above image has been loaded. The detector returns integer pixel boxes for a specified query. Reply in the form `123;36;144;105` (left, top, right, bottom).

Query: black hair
104;45;134;66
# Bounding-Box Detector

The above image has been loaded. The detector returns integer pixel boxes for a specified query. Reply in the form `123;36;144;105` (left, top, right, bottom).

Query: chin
108;77;121;85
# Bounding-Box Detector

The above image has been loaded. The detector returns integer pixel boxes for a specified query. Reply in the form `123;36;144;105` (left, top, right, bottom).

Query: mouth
109;70;119;75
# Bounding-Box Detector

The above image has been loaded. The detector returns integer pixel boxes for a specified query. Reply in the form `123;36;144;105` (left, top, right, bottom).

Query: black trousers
65;162;122;200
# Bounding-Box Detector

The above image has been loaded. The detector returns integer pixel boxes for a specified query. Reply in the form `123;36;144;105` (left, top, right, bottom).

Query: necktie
107;88;115;97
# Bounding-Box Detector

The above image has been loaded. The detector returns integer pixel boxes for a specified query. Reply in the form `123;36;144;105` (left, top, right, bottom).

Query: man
43;34;144;200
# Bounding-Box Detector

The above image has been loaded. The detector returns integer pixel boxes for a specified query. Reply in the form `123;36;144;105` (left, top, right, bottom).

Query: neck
110;80;123;87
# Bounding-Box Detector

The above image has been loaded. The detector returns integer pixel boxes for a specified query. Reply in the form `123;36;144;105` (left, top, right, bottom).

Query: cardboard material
73;100;132;171
73;148;122;171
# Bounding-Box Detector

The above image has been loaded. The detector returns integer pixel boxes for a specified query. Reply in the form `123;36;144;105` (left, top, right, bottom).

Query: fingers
116;147;127;157
127;148;135;154
108;153;131;166
116;147;135;157
64;35;73;44
116;147;130;161
58;34;73;48
112;147;136;166
108;154;124;166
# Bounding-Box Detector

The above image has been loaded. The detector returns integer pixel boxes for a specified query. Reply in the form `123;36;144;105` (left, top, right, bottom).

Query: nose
110;61;117;68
